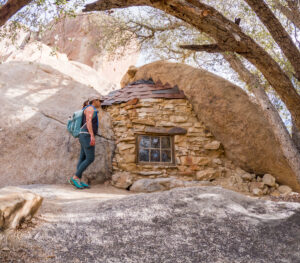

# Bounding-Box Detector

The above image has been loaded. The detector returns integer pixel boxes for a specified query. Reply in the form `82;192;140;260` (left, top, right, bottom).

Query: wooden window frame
136;134;175;165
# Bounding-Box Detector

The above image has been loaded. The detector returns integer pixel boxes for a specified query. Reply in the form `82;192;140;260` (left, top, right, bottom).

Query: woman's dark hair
82;100;89;109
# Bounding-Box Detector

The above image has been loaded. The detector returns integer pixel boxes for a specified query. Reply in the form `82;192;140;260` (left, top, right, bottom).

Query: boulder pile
112;166;294;198
218;168;293;197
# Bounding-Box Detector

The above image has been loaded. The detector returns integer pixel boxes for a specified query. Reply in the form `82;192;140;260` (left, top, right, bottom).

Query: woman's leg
76;146;86;171
75;134;95;179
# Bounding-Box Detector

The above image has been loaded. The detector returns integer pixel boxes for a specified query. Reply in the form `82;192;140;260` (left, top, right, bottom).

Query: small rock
236;182;250;192
262;186;269;195
130;178;170;192
256;176;262;182
61;247;69;252
196;168;220;181
252;188;263;196
111;172;133;189
2;247;10;252
249;182;265;192
204;141;221;150
270;190;281;197
234;174;243;184
138;171;162;176
241;173;254;181
262;174;276;187
212;158;222;165
278;185;292;195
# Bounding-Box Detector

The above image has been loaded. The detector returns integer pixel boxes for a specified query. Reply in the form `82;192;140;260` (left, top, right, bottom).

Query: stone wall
106;97;234;184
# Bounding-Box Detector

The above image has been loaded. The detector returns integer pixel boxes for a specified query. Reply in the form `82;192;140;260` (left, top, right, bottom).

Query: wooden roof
101;79;186;106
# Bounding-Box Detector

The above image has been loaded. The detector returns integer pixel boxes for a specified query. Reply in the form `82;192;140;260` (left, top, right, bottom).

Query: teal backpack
67;105;98;138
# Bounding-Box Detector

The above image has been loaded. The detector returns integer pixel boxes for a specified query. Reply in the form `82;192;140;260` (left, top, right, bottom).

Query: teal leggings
76;133;95;179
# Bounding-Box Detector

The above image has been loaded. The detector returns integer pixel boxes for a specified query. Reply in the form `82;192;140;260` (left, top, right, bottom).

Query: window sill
137;162;177;168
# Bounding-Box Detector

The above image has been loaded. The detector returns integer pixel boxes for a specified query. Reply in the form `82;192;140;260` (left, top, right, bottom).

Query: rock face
0;43;115;187
41;13;139;88
1;185;300;262
121;61;300;191
0;187;42;230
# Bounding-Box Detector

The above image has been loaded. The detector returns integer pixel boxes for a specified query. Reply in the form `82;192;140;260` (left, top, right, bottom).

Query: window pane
151;137;160;148
150;149;160;162
139;136;150;148
162;150;171;162
161;136;171;148
139;149;149;162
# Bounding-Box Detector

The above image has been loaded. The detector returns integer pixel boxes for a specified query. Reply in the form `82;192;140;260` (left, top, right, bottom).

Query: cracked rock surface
1;184;300;263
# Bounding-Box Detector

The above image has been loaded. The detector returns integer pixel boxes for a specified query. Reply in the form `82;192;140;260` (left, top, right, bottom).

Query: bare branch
245;0;300;81
0;0;33;27
83;0;300;131
180;44;226;53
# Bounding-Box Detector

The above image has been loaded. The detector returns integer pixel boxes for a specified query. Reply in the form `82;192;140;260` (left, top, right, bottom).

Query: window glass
139;136;150;148
162;150;171;162
139;149;149;162
150;149;160;162
161;136;170;148
151;137;160;148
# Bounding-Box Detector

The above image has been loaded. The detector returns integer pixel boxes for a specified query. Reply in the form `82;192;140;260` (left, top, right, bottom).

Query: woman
69;96;102;189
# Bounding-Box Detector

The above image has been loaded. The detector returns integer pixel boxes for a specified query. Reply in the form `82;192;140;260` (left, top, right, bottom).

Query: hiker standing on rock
69;96;103;189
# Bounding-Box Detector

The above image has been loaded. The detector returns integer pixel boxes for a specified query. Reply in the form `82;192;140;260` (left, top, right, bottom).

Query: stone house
101;78;235;187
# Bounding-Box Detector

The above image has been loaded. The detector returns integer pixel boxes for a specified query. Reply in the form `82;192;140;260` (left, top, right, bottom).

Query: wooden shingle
101;79;186;106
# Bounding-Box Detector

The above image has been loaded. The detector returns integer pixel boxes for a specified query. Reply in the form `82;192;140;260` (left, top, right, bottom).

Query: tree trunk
292;119;300;153
84;0;300;134
223;53;300;182
244;0;300;81
0;0;32;27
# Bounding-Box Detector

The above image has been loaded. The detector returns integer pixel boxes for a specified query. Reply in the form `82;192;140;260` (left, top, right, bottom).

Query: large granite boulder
40;13;139;88
0;43;115;187
1;185;300;262
121;61;300;191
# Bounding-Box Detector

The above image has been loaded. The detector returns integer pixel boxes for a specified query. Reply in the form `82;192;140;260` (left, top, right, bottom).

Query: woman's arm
85;107;95;146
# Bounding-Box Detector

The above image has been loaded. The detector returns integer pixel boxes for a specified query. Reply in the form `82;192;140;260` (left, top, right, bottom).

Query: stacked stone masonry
106;97;232;183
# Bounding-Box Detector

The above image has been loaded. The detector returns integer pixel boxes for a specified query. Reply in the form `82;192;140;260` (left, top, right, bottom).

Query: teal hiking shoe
69;177;84;189
80;181;90;189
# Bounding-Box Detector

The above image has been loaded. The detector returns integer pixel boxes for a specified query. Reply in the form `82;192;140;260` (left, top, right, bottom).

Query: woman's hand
90;135;95;146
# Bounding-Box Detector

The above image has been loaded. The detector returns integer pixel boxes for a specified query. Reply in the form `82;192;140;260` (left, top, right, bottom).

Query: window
137;135;174;164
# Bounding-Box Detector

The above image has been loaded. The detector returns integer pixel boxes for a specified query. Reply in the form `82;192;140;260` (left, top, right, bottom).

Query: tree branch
273;0;300;29
244;0;300;81
83;0;300;132
0;0;32;27
180;44;226;53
